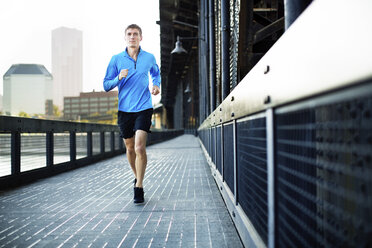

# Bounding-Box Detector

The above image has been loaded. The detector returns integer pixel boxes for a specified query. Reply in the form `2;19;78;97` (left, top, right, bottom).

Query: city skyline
0;0;160;100
52;27;83;108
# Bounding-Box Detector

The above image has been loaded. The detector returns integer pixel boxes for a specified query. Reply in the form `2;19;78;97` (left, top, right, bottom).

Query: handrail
0;116;117;133
0;116;183;188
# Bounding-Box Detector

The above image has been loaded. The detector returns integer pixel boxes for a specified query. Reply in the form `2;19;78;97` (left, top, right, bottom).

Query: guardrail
0;116;183;188
198;1;372;248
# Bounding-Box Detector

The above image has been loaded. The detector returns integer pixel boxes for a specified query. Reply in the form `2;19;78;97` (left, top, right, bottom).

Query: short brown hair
125;24;142;36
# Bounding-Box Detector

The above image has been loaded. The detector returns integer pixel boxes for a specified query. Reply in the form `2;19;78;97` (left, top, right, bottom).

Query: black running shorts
117;108;153;139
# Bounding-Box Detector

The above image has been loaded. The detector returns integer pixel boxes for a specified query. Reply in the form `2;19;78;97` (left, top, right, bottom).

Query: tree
18;111;31;118
53;105;61;117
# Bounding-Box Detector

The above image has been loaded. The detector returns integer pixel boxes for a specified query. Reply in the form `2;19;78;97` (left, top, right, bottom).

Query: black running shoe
134;187;144;204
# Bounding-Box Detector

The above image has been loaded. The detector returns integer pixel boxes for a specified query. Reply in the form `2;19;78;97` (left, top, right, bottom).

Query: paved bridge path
0;134;243;248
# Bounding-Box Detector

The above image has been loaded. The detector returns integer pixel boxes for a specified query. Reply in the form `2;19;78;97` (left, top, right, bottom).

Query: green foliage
18;111;31;118
53;105;61;117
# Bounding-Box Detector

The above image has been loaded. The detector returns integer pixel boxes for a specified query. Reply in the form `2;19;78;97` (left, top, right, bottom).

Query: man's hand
118;69;128;80
151;85;160;95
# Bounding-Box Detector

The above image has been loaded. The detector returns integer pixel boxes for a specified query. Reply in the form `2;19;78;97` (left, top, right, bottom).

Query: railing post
233;120;238;205
70;131;76;161
266;108;275;248
221;125;224;181
87;132;92;157
100;132;105;154
214;127;217;168
46;132;54;167
111;132;115;152
11;131;21;175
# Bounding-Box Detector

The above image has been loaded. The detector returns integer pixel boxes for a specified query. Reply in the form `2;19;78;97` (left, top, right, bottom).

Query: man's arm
149;57;161;87
103;56;122;92
149;55;161;95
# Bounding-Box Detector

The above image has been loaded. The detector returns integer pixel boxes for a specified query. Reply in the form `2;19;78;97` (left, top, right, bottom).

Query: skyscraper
52;27;82;109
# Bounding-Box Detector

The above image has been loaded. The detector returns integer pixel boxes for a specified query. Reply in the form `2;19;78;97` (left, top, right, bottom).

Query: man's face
125;28;142;48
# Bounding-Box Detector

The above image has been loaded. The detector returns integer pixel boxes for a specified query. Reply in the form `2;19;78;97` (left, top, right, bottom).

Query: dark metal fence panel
0;134;11;176
203;129;207;155
92;132;101;155
54;133;70;164
211;127;216;164
216;125;222;172
223;122;234;192
147;129;184;146
199;90;372;248
105;132;111;152
208;129;211;157
275;92;372;248
203;130;207;149
20;134;47;172
198;81;372;248
76;133;87;159
236;115;268;244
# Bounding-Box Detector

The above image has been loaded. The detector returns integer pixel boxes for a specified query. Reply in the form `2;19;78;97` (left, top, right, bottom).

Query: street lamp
171;36;201;54
171;36;187;54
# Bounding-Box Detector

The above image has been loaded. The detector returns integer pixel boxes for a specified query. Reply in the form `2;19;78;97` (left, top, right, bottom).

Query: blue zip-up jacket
103;47;161;112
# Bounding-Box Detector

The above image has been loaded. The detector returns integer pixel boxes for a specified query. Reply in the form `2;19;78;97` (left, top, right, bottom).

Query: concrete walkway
0;135;243;248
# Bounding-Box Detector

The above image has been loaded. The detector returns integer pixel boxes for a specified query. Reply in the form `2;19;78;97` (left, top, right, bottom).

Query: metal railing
199;79;372;248
0;116;183;188
198;1;372;247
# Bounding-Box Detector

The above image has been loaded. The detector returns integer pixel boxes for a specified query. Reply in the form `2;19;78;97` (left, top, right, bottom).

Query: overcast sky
0;0;160;100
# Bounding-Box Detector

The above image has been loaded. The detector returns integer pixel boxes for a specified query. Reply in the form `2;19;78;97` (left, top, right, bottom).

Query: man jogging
103;24;161;204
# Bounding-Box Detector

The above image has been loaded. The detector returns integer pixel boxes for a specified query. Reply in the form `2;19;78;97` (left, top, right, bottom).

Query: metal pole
11;131;21;175
233;120;238;205
221;0;230;100
284;0;313;30
46;132;54;167
199;0;205;122
100;132;105;154
70;131;76;162
209;0;216;111
111;131;115;152
87;131;93;157
204;0;210;116
266;108;275;248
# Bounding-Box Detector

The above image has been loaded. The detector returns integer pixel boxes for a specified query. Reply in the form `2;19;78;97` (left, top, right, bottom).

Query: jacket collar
124;46;142;58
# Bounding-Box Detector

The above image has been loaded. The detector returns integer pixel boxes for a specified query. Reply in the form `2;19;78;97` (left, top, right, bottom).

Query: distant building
0;94;2;112
63;91;118;120
45;99;53;116
3;64;53;116
52;27;83;109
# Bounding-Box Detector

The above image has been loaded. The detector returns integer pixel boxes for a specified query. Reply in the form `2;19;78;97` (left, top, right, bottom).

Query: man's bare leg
134;130;148;188
124;137;136;179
